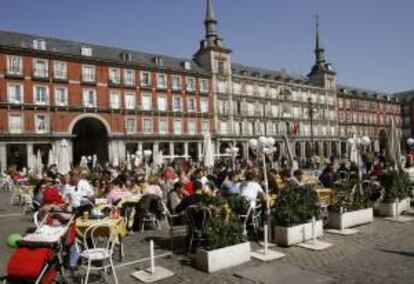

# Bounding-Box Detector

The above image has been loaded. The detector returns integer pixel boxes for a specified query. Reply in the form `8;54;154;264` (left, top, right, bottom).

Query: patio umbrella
57;139;71;175
387;117;402;169
283;135;294;169
126;153;132;171
36;149;43;178
134;151;142;167
47;149;55;167
203;133;214;168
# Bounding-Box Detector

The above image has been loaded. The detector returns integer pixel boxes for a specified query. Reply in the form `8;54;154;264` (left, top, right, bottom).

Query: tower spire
205;0;218;38
315;15;326;64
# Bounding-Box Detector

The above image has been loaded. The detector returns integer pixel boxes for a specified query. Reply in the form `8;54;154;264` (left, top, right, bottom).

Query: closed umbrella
57;139;71;175
47;149;54;167
36;149;43;178
283;135;294;169
203;133;214;168
126;153;132;171
387;117;401;169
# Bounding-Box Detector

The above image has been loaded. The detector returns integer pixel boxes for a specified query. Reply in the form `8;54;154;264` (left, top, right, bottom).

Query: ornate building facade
0;0;404;170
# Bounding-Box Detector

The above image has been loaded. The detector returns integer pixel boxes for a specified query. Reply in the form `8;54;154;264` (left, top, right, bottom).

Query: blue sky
1;0;412;92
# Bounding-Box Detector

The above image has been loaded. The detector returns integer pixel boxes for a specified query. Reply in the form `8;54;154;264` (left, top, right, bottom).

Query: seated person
175;180;206;214
167;181;185;214
221;171;241;196
240;170;266;208
64;168;94;215
142;175;163;199
132;193;164;231
319;165;335;188
289;169;304;187
106;175;131;205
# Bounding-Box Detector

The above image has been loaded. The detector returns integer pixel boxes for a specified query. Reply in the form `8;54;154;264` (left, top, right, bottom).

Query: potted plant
272;184;323;246
195;196;250;273
378;170;411;216
328;177;373;229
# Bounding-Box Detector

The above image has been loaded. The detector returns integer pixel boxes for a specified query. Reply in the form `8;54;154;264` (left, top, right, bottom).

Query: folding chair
185;205;211;252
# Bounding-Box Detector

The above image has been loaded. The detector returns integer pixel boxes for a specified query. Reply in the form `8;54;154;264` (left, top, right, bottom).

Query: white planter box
196;242;251;273
378;198;411;217
274;220;323;247
328;208;373;229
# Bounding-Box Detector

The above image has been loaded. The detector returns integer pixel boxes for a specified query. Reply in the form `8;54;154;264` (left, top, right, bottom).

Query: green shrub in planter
381;170;411;203
200;196;245;251
329;177;372;213
272;184;320;227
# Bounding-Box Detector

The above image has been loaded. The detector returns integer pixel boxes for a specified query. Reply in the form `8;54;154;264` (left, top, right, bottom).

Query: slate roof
231;62;308;83
337;84;399;102
0;29;207;74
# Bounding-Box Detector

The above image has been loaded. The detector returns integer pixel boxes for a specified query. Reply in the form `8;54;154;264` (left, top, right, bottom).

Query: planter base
405;209;414;215
325;228;359;235
251;249;285;262
258;241;276;248
131;266;174;283
384;216;414;223
296;240;333;251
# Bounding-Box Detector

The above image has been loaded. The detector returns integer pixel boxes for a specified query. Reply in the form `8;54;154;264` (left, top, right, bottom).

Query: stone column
318;141;324;157
26;143;34;170
216;141;221;155
137;142;143;155
117;140;126;163
184;142;189;159
280;141;286;156
0;144;7;172
327;142;332;158
197;142;203;162
336;142;341;158
169;142;175;157
300;142;306;160
153;142;159;155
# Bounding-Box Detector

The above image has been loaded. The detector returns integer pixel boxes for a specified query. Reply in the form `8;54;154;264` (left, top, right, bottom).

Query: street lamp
407;137;414;147
225;146;239;170
249;136;276;254
307;97;316;158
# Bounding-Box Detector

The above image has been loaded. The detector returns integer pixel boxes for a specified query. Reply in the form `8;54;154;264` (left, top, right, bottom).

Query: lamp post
347;135;371;179
249;137;275;241
308;97;315;158
143;149;152;177
407;138;414;150
225;146;239;170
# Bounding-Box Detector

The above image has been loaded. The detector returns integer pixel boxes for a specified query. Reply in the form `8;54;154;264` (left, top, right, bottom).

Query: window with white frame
35;114;48;133
110;91;121;109
123;69;135;86
218;99;226;115
143;118;152;133
157;73;167;89
247;122;253;135
217;80;226;93
140;71;151;87
53;61;67;80
220;121;227;134
7;55;23;75
233;82;241;94
258;86;266;97
202;120;209;134
32;39;46;50
173;96;182;112
82;65;95;82
159;119;168;134
83;88;97;107
125;118;136;134
124;92;136;110
157;95;167;111
271;105;278;116
174;119;182;134
81;46;93;57
200;79;208;93
186;77;195;92
33;85;49;105
33;59;48;78
8;114;23;134
109;68;121;84
200;98;208;113
55;87;68;106
171;75;181;90
245;84;253;96
7;83;23;104
187;97;196;112
188;120;196;135
141;93;152;110
247;103;254;116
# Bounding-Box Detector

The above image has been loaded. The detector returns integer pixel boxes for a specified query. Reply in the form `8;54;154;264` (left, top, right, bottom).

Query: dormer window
183;60;192;70
121;51;132;62
154;56;164;67
33;39;46;51
81;46;93;57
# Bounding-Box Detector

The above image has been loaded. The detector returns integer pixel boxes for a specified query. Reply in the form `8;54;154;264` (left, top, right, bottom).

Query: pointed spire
315;15;326;64
206;0;216;22
205;0;218;38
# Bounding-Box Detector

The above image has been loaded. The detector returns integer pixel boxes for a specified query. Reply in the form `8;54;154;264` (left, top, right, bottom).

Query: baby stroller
1;212;76;284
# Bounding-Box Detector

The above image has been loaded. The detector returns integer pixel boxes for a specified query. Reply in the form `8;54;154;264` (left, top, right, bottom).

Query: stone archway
72;117;109;165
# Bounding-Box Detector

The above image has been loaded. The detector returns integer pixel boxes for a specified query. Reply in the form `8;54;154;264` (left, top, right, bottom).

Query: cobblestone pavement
0;190;413;283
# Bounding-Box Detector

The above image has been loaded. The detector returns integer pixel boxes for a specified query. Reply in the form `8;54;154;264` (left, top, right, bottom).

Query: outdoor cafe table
76;217;128;260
